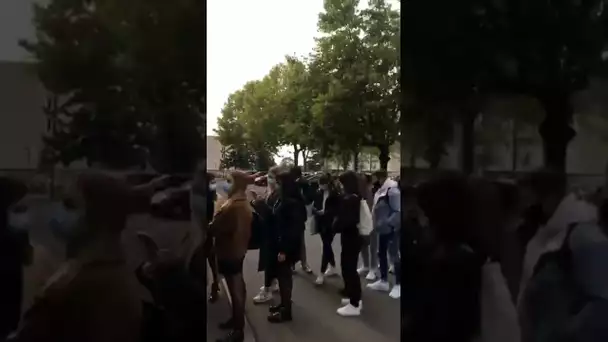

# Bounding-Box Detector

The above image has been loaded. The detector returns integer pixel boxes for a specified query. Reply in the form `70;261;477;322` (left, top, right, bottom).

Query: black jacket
333;194;361;236
0;228;30;338
312;189;340;235
252;191;279;272
270;196;307;262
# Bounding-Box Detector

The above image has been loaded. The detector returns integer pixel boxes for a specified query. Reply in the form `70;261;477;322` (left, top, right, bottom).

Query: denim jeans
360;230;378;270
378;231;399;281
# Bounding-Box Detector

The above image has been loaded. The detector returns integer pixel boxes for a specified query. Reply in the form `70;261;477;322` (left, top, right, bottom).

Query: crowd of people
400;170;608;342
205;165;402;341
2;163;608;342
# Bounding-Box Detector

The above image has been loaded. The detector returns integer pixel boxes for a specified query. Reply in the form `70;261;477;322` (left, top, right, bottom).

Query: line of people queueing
238;166;402;320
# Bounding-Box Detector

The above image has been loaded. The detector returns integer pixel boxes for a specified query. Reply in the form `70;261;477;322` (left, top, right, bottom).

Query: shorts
218;257;244;276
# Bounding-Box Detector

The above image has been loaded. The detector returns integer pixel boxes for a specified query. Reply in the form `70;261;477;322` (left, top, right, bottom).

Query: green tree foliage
495;0;608;171
21;0;205;172
215;0;399;171
312;0;400;170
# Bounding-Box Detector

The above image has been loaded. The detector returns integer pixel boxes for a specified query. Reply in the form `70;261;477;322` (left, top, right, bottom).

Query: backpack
380;187;397;213
519;223;608;342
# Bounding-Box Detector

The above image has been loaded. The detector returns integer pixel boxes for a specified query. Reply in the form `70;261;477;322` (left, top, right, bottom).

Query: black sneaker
267;307;293;323
218;318;234;330
269;304;283;313
216;329;244;342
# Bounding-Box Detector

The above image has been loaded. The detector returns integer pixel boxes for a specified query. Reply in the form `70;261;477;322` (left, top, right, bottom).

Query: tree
311;0;369;169
21;0;205;172
278;56;318;166
359;0;400;169
215;86;278;171
21;0;147;168
403;0;499;174
497;0;608;171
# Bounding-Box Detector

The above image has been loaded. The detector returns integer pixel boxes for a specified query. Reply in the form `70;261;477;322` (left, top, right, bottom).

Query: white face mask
9;212;30;231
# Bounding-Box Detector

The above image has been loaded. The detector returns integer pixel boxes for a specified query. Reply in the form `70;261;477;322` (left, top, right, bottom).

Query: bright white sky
206;0;324;136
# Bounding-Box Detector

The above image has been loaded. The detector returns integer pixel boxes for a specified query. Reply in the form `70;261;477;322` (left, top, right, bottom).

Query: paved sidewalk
241;233;401;342
207;286;232;341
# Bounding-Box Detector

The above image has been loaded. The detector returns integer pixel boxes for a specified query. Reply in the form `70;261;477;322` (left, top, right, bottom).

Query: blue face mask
221;181;232;194
49;204;80;240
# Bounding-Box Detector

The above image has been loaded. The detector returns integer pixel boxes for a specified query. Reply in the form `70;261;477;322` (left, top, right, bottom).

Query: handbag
479;261;521;342
357;199;373;236
307;215;319;235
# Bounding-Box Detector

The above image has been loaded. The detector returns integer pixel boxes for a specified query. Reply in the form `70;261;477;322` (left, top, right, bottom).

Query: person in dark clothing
252;166;281;304
289;166;313;273
404;173;484;342
0;177;31;339
267;171;307;323
334;171;364;317
312;173;341;285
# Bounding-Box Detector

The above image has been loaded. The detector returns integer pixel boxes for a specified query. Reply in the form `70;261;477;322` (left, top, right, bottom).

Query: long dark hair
277;171;300;200
338;171;361;196
0;177;27;230
319;173;339;194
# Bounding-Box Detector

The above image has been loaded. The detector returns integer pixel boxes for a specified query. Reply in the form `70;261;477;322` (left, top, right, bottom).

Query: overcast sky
206;0;324;136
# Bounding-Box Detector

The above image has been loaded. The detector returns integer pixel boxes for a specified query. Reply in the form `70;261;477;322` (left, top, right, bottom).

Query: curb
220;278;258;342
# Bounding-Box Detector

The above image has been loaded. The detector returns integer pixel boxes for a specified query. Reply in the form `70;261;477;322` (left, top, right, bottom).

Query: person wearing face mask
188;167;221;302
367;169;401;293
208;171;253;342
289;166;313;274
252;166;281;304
0;177;31;340
334;171;365;317
266;171;307;323
357;174;379;281
312;173;340;285
8;172;169;342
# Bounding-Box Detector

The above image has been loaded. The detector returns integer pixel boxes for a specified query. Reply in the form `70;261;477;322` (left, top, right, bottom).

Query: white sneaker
340;298;363;310
367;280;390;292
365;270;378;281
389;284;401;299
252;289;272;304
260;282;279;293
324;265;337;277
315;275;324;285
337;303;361;316
357;266;369;275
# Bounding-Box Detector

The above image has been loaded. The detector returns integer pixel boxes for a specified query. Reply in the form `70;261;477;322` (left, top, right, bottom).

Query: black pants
340;233;362;306
276;259;293;311
320;231;336;273
264;264;276;288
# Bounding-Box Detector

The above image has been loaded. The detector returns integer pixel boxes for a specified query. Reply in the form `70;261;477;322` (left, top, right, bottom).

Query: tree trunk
537;92;576;172
378;144;390;170
353;151;360;171
293;145;300;167
511;119;518;172
302;149;309;171
461;107;476;175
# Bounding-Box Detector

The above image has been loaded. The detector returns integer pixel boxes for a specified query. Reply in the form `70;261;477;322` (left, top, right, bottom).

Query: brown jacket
209;193;252;260
12;240;142;342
